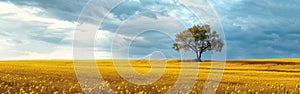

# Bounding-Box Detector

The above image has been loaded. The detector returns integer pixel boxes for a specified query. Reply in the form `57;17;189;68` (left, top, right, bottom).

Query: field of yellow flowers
0;58;299;93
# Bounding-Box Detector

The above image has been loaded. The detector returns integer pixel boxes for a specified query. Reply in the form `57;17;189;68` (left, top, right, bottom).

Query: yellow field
0;59;299;94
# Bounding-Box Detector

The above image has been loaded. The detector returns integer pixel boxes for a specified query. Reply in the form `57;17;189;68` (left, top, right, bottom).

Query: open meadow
0;58;299;94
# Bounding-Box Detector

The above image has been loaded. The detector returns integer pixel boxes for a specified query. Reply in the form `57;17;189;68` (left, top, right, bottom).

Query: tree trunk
198;53;202;62
197;50;203;62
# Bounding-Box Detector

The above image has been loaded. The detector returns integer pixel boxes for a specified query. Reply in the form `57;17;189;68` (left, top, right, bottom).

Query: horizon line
1;57;300;61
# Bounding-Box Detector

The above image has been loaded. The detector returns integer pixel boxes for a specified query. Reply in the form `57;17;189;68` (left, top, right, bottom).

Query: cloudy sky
0;0;299;60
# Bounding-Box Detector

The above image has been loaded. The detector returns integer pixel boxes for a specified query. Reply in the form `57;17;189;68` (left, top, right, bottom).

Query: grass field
0;58;299;94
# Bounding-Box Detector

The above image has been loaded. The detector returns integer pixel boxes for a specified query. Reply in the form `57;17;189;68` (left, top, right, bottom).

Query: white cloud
1;45;112;60
94;51;113;59
0;2;79;60
0;2;77;30
129;0;141;3
7;46;73;60
0;1;44;15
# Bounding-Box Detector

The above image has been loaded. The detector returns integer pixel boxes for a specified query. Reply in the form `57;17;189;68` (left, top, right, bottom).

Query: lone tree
173;24;224;62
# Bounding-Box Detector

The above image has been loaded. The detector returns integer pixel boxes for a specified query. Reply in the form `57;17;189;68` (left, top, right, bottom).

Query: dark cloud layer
210;0;300;59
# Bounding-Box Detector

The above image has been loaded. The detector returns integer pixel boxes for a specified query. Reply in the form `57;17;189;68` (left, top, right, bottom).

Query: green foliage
173;24;224;61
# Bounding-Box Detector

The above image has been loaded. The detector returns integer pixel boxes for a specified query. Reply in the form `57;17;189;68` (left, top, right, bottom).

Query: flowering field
0;59;299;93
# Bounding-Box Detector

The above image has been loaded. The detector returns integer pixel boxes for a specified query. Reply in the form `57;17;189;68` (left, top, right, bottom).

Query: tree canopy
173;24;224;62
